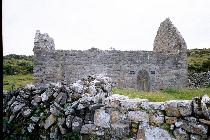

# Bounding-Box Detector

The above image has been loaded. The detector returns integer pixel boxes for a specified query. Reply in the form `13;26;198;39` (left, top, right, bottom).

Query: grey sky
3;0;210;55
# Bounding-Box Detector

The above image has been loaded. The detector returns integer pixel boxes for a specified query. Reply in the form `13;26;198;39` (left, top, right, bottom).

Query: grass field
3;74;34;90
3;74;210;102
112;87;210;102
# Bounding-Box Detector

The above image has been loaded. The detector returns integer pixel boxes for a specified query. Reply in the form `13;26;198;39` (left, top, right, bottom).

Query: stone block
165;100;192;117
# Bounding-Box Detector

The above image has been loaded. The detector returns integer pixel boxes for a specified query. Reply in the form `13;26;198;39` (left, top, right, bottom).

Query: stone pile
188;71;210;87
3;74;112;139
3;75;210;139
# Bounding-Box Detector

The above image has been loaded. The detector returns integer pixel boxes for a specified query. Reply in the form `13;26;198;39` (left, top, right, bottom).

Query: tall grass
3;74;34;90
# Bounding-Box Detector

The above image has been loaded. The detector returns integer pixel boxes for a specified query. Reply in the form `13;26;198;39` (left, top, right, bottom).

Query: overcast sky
3;0;210;55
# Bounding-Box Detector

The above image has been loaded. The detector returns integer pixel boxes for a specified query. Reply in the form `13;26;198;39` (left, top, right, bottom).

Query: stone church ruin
33;18;188;91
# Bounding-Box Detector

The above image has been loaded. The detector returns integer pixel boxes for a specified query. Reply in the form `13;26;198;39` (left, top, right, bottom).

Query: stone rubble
3;75;210;139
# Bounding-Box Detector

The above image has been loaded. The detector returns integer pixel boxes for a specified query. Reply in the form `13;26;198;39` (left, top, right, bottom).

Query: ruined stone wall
3;75;210;139
33;18;188;91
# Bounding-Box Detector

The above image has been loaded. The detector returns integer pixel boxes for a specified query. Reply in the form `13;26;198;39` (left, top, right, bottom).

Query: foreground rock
3;75;210;139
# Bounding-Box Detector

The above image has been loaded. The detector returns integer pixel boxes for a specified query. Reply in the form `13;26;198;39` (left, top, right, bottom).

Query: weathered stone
165;100;192;117
53;101;64;111
88;85;97;95
7;96;16;106
11;101;25;114
149;111;164;125
27;123;36;133
72;116;83;132
193;96;210;120
84;113;94;124
184;116;197;123
199;119;210;125
33;94;42;103
190;134;202;140
22;108;32;117
173;128;189;140
175;119;208;137
80;124;97;134
128;111;149;123
142;102;165;112
202;94;210;103
31;116;40;123
77;103;85;110
44;114;56;129
20;91;30;99
121;98;148;111
110;110;126;124
53;92;59;98
165;116;177;124
50;104;61;116
71;80;84;93
57;117;65;125
138;123;176;140
41;92;49;102
66;115;74;128
58;118;66;134
55;92;67;105
50;127;58;139
65;107;75;115
104;94;129;108
94;109;110;128
25;84;36;91
111;123;130;139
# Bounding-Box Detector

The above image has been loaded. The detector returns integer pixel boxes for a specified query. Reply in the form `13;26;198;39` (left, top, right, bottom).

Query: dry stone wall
3;75;210;139
33;18;188;91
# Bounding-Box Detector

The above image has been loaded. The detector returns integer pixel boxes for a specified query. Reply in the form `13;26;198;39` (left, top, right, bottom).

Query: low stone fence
3;75;210;140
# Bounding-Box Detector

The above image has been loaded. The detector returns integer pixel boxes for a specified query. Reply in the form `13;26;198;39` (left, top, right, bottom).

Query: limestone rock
55;92;67;105
72;116;83;132
66;115;74;128
27;123;36;133
41;92;49;102
121;98;148;111
193;96;210;120
165;116;177;124
199;119;210;125
57;118;66;134
94;109;110;128
149;111;164;125
190;134;202;140
173;128;189;140
31;116;40;123
175;119;208;137
10;101;25;114
104;94;129;108
33;94;42;103
111;123;130;139
142;102;165;112
7;96;16;106
128;111;149;123
50;127;58;139
80;124;97;134
71;80;84;93
50;104;61;116
44;114;56;129
22;108;32;117
137;123;176;140
165;100;192;117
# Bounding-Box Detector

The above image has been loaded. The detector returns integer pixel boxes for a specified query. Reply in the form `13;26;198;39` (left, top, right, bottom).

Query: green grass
3;74;34;90
112;87;210;102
